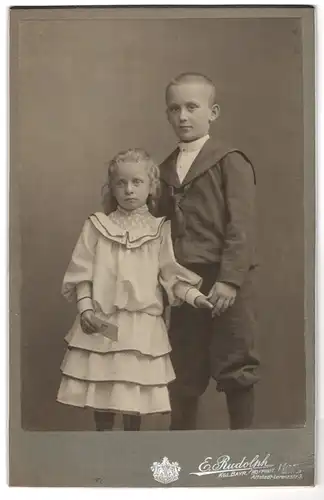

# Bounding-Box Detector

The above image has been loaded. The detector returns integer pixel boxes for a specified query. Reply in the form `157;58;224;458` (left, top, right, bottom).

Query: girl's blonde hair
102;148;161;215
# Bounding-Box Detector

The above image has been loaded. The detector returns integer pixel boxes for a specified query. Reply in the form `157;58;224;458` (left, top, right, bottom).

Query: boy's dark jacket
156;138;258;288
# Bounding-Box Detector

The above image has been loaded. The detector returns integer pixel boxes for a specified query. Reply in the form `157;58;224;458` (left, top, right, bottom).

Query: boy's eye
168;105;179;113
187;103;198;111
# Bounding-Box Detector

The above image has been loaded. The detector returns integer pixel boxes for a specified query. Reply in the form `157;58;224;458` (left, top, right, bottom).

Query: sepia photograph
9;5;315;487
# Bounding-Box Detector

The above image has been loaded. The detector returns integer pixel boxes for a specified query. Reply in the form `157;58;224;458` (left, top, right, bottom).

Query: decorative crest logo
150;456;181;484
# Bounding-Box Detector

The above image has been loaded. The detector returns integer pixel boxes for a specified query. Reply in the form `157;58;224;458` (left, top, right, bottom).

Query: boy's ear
210;104;220;123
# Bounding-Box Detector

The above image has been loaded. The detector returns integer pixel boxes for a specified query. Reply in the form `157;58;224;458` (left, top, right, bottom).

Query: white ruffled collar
116;204;149;217
88;210;165;249
110;204;154;232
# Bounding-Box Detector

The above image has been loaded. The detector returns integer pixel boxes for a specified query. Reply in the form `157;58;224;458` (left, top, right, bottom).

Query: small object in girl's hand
94;312;118;341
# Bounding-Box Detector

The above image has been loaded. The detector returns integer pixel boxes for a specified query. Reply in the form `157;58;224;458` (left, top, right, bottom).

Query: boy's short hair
165;72;217;106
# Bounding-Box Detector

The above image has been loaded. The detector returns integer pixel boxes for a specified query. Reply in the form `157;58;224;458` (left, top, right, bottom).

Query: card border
9;5;316;488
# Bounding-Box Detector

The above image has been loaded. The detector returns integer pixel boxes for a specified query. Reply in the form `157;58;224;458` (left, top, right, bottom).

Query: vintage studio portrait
14;11;308;435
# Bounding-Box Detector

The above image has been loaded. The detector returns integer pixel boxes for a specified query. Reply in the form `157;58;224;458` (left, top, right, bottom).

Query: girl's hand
194;295;214;310
207;281;237;317
80;310;102;334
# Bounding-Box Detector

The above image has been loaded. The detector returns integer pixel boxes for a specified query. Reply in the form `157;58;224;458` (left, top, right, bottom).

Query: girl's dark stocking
94;410;115;431
123;414;141;431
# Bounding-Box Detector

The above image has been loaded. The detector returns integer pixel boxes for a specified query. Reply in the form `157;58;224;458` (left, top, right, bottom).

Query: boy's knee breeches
168;265;260;398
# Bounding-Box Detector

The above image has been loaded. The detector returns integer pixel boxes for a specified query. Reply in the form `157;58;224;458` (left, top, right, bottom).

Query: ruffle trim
89;212;166;249
65;311;171;356
60;348;175;385
57;377;172;414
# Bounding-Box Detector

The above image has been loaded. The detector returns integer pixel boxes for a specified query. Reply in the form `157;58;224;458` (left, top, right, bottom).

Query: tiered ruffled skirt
57;311;175;415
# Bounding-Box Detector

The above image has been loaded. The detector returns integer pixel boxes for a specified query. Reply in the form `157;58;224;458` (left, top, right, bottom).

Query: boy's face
112;161;151;211
166;82;219;142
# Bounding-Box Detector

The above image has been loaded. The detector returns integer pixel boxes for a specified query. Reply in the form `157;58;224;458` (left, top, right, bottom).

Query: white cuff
76;281;92;299
76;282;93;314
185;287;204;307
77;297;94;314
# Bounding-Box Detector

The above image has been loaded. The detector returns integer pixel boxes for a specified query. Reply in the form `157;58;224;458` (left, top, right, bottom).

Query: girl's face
112;161;151;211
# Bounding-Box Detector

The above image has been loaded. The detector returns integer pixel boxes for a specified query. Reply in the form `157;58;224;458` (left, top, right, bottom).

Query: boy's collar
178;135;209;153
160;138;239;187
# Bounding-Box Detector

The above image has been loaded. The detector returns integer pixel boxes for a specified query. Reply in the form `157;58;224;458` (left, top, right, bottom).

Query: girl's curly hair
101;148;161;215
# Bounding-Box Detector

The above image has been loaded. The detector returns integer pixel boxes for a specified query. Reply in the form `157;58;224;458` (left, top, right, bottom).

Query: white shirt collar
178;135;209;153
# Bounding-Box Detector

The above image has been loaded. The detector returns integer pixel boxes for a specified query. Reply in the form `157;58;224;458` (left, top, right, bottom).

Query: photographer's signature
189;454;303;480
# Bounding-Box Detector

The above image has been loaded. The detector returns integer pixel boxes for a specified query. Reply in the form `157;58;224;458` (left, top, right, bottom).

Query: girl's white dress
57;205;203;415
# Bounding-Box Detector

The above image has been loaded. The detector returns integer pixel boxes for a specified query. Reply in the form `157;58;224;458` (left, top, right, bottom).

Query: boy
157;73;260;430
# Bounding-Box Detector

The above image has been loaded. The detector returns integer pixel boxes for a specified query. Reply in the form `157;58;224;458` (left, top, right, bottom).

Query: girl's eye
133;179;142;185
169;106;179;113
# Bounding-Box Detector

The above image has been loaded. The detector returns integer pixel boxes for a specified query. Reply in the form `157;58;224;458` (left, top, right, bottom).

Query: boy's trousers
168;263;260;430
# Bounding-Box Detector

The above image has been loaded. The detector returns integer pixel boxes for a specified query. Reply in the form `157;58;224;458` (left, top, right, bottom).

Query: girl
57;149;212;431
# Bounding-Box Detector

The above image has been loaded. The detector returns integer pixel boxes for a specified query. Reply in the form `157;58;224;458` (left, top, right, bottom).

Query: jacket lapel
159;138;255;187
181;139;232;186
159;148;181;188
160;139;233;187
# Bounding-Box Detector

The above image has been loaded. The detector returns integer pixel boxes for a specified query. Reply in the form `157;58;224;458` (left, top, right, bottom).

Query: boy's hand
80;310;103;334
194;295;214;310
207;282;237;317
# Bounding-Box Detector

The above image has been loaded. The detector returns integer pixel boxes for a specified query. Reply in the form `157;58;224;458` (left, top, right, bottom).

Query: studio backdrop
16;15;305;430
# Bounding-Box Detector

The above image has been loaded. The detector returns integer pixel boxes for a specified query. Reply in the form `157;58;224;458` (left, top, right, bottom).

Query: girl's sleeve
61;218;98;313
158;220;204;307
